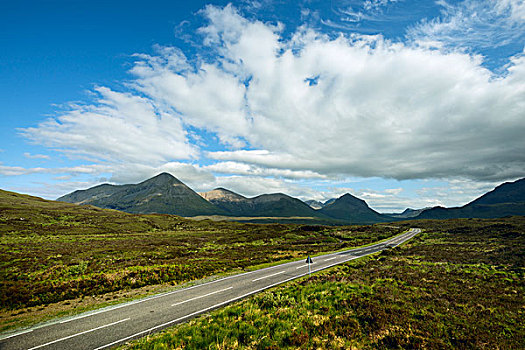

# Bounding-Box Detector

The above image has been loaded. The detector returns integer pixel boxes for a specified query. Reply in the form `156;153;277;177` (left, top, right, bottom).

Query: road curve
0;228;421;350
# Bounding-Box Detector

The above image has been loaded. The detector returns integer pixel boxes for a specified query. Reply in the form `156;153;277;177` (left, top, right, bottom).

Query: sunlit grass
119;217;525;350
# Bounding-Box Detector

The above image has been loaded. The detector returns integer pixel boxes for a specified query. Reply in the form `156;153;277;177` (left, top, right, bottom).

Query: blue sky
1;0;524;212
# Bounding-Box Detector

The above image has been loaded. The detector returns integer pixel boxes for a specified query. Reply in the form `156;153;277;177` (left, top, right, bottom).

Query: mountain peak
319;192;386;223
336;193;367;206
143;172;183;186
469;177;525;206
415;177;525;219
199;188;246;202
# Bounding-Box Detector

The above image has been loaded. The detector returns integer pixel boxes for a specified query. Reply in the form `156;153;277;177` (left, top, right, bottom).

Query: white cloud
0;162;216;198
0;165;34;176
363;0;401;11
384;188;403;195
415;178;503;208
207;175;324;199
105;162;215;188
179;7;522;182
0;164;110;177
205;161;326;179
23;152;50;160
407;0;525;50
20;86;196;165
11;180;107;200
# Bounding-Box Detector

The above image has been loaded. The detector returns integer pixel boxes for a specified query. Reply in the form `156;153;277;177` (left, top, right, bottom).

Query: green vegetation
0;189;401;331
120;217;524;349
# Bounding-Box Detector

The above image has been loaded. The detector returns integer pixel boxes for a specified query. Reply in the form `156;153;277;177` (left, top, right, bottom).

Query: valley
3;1;524;348
1;182;524;349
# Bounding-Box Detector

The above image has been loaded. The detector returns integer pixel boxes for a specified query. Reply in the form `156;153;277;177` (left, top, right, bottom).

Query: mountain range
198;188;326;218
58;173;389;224
57;173;525;224
414;178;525;220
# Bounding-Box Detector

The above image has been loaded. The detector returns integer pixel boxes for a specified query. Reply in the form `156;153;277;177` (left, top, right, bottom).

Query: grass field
0;189;402;331
119;217;525;349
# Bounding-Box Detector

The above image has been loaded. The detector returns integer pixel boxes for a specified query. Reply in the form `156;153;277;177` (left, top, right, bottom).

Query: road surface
0;228;420;350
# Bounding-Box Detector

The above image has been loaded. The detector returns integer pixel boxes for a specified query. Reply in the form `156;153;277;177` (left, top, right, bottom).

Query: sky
1;0;524;213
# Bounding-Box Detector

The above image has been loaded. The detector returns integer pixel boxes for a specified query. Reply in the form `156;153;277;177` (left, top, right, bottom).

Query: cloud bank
16;3;525;206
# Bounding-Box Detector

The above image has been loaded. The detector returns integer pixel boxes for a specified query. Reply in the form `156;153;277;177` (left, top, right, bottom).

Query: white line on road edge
171;287;233;307
0;328;33;340
252;270;286;282
15;229;418;349
28;318;130;350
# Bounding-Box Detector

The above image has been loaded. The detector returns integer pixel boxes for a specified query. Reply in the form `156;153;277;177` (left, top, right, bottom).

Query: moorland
0;189;400;331
0;188;523;349
121;217;525;349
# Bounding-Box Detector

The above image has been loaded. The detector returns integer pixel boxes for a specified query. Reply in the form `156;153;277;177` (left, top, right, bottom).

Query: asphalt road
1;228;420;350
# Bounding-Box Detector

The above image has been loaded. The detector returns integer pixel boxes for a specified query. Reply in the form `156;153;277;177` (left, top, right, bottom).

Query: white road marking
94;285;290;350
171;287;233;307
0;329;33;340
252;270;286;282
324;256;338;261
59;302;136;324
27;318;129;350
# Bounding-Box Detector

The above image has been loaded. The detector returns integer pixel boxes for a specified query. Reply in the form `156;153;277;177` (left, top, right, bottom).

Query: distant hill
319;193;390;224
416;178;525;219
469;178;525;205
58;173;225;216
386;207;434;219
56;174;525;222
324;198;337;206
59;174;396;223
304;200;324;210
199;189;328;218
199;188;247;203
248;193;328;218
198;188;249;216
